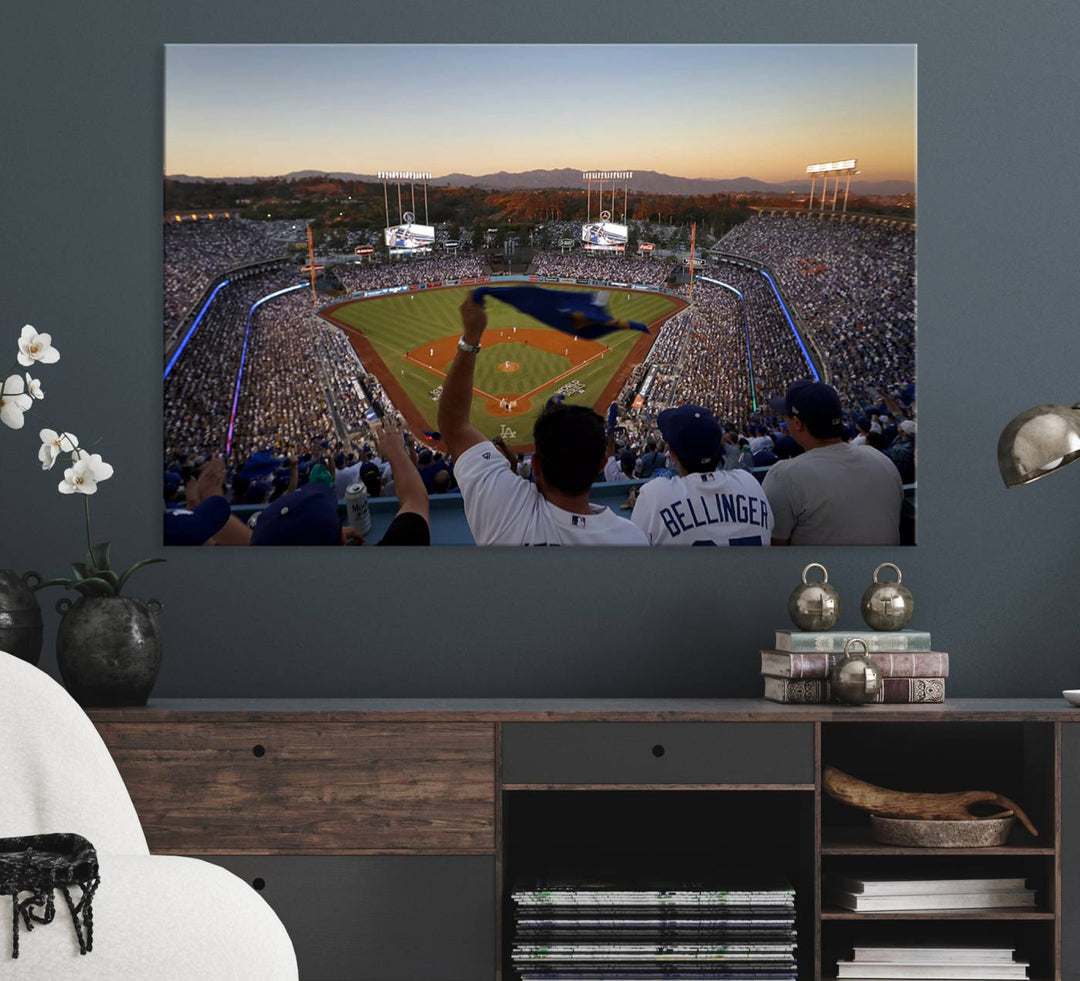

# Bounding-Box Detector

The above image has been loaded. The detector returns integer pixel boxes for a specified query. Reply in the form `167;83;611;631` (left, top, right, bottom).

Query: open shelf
818;720;1060;981
495;717;1067;981
821;826;1054;856
819;915;1055;980
501;789;814;980
821;906;1055;920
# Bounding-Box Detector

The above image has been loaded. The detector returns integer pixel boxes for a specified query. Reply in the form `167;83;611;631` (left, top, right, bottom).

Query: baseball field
321;283;685;450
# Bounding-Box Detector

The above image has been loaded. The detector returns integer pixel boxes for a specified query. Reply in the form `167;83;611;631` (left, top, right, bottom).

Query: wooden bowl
870;813;1016;848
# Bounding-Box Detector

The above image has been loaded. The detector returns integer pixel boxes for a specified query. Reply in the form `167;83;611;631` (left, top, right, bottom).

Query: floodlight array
582;171;633;180
805;160;857;174
377;171;432;180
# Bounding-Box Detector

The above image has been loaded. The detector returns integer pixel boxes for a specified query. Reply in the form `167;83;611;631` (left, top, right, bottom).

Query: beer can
345;482;372;537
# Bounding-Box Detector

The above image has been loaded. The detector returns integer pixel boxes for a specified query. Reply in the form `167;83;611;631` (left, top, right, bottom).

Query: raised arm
874;385;907;422
372;418;428;523
437;295;488;460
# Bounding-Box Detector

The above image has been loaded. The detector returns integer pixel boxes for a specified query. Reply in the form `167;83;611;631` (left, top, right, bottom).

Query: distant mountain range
165;167;914;197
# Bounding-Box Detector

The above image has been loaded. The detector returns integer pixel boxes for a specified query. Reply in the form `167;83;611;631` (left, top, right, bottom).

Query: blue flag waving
472;286;649;340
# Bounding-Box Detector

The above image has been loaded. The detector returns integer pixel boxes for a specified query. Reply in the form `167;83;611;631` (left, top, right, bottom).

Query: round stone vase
0;570;45;666
55;596;163;707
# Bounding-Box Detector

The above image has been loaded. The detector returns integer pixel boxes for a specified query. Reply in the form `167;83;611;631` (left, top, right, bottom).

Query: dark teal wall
3;1;1079;697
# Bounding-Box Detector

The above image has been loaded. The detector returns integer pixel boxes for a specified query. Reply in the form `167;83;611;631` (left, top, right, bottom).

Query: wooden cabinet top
87;697;1080;724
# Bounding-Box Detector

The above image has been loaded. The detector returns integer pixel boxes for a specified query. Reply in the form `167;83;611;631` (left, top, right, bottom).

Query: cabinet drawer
207;855;494;981
95;722;495;854
501;722;813;786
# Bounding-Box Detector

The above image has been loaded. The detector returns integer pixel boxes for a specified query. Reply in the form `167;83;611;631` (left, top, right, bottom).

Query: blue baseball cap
250;483;341;546
238;450;283;481
657;405;723;468
245;481;272;504
770;380;844;436
163;495;232;546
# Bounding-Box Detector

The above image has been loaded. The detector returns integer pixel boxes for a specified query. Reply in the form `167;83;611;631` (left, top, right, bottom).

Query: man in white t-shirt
438;295;647;546
631;405;772;546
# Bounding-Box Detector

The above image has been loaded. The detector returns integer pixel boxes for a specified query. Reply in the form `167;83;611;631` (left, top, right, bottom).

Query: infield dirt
320;284;686;452
404;329;610;418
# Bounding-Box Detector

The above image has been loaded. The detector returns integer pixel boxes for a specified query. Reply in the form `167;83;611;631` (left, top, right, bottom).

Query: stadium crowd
162;212;915;544
332;255;485;294
715;214;915;407
163;219;305;338
227;290;344;463
164;269;297;462
532;251;676;285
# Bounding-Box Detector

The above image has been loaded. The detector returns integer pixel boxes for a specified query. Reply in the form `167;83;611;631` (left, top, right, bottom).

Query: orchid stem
84;494;93;555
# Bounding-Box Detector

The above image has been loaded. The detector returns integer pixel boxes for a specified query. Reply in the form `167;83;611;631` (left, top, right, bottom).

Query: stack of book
761;629;948;704
824;874;1036;912
835;945;1029;979
510;876;798;980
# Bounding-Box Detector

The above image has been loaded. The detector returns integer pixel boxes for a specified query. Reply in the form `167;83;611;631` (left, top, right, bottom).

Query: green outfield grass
324;283;680;445
471;344;569;397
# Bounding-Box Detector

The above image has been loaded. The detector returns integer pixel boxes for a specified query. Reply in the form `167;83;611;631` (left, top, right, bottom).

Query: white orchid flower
17;325;60;367
0;374;33;430
24;373;44;400
58;449;114;495
38;429;79;470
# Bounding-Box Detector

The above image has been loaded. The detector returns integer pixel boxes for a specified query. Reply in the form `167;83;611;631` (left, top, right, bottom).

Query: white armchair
0;650;298;980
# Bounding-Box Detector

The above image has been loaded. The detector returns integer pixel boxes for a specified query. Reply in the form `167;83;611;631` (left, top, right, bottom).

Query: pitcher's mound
496;361;520;373
487;394;532;417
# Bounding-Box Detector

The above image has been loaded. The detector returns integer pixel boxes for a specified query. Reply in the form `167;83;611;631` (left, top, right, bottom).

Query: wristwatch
457;337;482;354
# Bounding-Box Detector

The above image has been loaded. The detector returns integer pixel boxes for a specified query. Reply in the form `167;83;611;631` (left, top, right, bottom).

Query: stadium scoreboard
385;211;435;254
582;209;627;252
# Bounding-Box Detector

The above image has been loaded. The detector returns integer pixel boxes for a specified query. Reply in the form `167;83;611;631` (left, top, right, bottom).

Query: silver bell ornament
830;638;884;705
860;562;914;631
788;563;841;632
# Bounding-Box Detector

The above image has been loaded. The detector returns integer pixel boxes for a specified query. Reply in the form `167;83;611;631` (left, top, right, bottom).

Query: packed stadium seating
332;255;484;294
162;212;916;540
163;219;305;338
715;213;915;408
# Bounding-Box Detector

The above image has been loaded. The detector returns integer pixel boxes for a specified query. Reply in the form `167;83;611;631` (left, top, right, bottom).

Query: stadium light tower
378;171;433;225
805;159;858;212
582;172;633;224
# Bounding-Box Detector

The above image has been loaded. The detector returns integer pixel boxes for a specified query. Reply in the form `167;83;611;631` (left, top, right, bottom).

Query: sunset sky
165;44;915;183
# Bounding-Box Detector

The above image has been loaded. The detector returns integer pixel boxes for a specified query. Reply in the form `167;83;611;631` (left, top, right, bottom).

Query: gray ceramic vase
55;596;163;707
0;570;45;665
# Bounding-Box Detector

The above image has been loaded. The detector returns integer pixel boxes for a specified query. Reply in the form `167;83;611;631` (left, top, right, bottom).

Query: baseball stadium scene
163;44;916;546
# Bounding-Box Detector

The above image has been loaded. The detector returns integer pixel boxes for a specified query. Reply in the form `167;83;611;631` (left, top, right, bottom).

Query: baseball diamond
320;284;685;451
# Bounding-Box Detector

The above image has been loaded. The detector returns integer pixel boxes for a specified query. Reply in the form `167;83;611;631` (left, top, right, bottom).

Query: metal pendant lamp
997;402;1080;487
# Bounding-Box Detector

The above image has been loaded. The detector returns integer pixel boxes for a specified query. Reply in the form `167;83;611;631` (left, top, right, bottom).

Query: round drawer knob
652;744;666;758
252;744;267;758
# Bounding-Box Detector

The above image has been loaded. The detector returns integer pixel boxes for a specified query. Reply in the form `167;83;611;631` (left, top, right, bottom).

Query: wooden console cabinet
89;700;1080;981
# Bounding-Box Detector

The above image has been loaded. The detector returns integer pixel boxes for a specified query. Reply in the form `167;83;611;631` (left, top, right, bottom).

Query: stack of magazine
510;875;798;980
835;945;1029;979
824;874;1036;912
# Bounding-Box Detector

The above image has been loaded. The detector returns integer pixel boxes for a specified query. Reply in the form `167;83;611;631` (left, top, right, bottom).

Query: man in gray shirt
762;380;902;545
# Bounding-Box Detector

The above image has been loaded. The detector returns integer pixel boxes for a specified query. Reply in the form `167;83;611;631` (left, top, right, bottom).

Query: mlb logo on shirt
572;515;586;527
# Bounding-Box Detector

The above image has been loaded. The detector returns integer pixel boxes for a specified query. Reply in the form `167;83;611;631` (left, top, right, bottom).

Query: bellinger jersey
454;441;648;546
630;468;773;546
